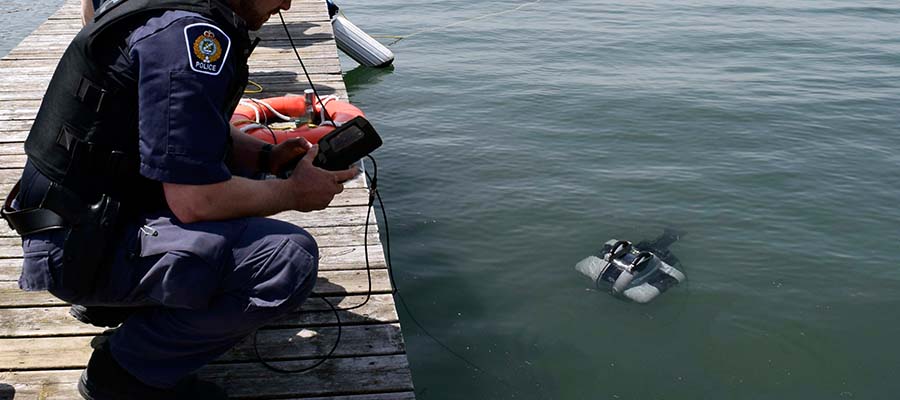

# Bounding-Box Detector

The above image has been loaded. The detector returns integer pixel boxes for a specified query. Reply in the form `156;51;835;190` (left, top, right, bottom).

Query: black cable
366;157;516;391
259;16;516;391
275;9;376;313
253;297;341;374
278;11;337;127
252;157;377;374
264;124;278;144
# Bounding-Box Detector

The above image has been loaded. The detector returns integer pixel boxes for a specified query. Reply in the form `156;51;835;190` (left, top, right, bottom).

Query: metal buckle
76;77;107;113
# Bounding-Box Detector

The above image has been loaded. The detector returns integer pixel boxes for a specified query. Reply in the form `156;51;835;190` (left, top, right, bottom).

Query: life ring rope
238;95;343;126
232;95;365;144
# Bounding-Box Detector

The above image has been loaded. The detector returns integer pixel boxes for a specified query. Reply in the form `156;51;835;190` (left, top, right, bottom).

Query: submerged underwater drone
575;230;686;303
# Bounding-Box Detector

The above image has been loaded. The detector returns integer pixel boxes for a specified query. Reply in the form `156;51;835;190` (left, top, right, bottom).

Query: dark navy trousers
21;213;318;388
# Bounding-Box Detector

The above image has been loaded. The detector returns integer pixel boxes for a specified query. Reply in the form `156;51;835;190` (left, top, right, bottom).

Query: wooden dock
0;0;415;398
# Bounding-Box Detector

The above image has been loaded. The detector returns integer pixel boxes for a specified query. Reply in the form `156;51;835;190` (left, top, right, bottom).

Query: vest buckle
75;76;108;113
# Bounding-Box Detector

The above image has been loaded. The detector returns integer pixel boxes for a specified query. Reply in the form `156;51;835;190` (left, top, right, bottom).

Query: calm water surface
0;0;64;56
4;1;900;399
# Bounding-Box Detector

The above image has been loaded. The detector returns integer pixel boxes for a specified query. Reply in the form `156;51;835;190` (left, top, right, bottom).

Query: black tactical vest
24;0;252;215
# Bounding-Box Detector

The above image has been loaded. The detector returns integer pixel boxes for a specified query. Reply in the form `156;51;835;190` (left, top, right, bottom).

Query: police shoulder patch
183;23;231;76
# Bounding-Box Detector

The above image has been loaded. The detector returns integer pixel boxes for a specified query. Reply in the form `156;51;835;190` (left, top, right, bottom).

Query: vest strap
75;76;108;113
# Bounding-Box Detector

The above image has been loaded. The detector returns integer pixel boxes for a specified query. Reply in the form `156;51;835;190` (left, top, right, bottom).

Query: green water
5;1;900;398
0;0;64;56
341;1;900;398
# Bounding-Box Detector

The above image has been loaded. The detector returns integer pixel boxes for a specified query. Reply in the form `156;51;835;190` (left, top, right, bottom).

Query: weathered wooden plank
1;243;388;284
1;242;388;282
229;323;405;361
0;166;368;188
0;323;404;370
0;286;58;308
0;258;24;280
0;187;372;218
273;294;399;327
0;76;344;98
4;42;338;63
0;210;376;255
0;57;343;72
0;121;35;132
0;307;104;337
0;202;381;244
0;354;413;399
0;258;22;279
0;239;387;271
0;88;348;103
0;143;22;155
0;215;371;255
0;64;345;82
0;294;398;338
0;222;381;250
0;50;342;71
0;369;79;400
0;181;370;205
0;336;92;369
5;36;339;51
0;85;350;123
0;212;382;241
0;65;342;81
0;154;26;167
30;16;333;32
30;12;333;29
201;355;414;399
0;268;393;307
44;1;331;14
0;92;48;102
0;83;345;103
1;45;340;62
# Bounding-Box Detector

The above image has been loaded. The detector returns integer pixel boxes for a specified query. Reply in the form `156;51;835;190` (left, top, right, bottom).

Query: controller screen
329;125;365;152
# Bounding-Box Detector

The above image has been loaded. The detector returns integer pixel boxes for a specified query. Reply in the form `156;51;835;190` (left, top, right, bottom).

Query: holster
60;193;121;293
2;181;121;293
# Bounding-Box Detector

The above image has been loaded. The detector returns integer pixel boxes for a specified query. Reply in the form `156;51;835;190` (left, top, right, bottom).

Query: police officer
1;0;358;398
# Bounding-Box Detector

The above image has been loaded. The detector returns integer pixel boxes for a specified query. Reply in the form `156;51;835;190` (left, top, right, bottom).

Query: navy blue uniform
16;11;318;388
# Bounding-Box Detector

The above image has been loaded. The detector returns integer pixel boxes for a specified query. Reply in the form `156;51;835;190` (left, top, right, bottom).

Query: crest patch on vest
183;23;231;76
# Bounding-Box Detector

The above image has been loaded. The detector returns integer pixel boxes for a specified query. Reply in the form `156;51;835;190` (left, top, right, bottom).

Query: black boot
77;339;228;400
69;305;140;328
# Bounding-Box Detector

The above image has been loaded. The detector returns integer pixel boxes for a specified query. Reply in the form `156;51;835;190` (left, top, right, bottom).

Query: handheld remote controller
312;116;383;171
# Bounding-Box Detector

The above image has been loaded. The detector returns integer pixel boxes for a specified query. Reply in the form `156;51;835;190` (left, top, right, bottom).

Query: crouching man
1;0;357;398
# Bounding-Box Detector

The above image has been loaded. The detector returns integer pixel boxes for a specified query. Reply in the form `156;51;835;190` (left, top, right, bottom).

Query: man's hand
165;135;359;223
268;137;312;174
287;145;360;211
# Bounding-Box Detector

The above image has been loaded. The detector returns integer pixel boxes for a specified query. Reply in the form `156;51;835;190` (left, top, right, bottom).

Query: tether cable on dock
251;12;520;396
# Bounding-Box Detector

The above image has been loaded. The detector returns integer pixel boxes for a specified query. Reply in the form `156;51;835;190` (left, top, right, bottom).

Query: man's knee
245;227;318;311
282;230;319;301
284;229;318;264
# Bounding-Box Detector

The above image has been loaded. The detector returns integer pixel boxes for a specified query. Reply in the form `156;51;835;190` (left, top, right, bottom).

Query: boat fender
332;14;394;68
575;239;686;303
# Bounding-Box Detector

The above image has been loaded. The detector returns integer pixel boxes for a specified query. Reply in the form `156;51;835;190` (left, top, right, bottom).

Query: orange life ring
231;96;366;144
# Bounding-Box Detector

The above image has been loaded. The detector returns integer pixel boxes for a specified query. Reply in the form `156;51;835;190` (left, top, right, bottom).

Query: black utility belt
0;180;115;237
2;180;123;293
